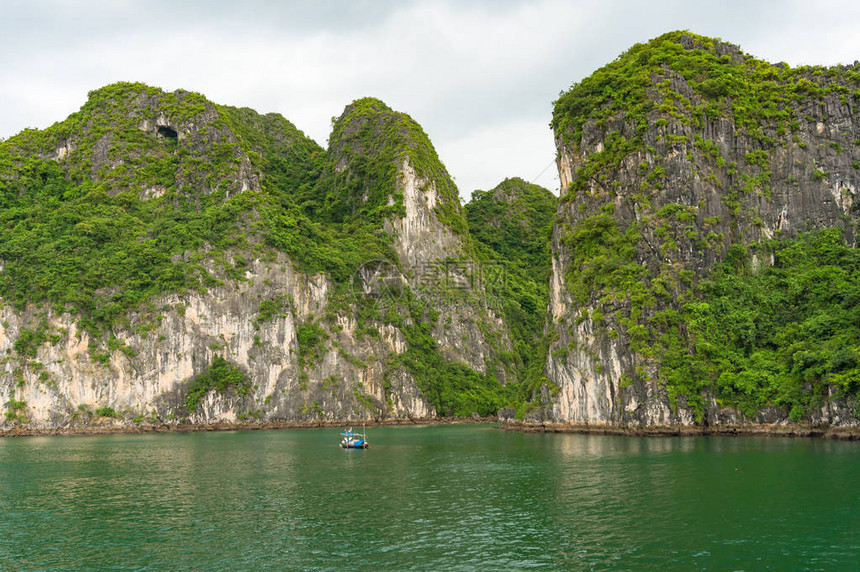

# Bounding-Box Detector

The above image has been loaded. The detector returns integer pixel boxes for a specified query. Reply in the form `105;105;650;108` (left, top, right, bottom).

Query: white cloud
437;119;559;200
732;1;860;66
2;0;860;198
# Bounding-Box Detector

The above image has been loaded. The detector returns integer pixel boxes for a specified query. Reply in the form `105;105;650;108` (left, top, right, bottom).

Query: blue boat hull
341;440;368;449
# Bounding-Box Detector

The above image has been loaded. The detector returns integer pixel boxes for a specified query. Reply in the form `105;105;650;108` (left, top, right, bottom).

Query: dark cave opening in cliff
156;125;178;139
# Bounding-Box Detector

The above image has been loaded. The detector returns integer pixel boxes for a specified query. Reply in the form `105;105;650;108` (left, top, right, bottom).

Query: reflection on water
1;427;859;570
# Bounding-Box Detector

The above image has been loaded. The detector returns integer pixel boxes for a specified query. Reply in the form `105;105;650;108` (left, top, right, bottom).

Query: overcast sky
2;0;860;200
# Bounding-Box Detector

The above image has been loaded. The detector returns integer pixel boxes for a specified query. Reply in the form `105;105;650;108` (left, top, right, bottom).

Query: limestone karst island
2;31;859;436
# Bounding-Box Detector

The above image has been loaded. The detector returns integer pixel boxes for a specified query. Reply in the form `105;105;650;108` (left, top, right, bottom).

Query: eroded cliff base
502;421;860;440
0;416;502;438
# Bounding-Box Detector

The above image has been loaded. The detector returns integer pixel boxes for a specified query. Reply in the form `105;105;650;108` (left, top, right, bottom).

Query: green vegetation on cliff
185;357;250;412
318;97;467;234
659;230;860;419
466;177;557;276
0;87;409;327
0;83;321;329
553;30;860;200
465;177;558;403
264;96;471;285
553;30;860;147
551;31;860;422
393;291;515;417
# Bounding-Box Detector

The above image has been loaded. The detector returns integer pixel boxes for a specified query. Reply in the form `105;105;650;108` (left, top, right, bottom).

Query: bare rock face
389;158;460;268
546;32;860;426
0;254;435;428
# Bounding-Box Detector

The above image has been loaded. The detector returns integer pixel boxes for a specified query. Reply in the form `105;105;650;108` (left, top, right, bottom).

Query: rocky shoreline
4;417;860;440
500;422;860;440
0;416;492;438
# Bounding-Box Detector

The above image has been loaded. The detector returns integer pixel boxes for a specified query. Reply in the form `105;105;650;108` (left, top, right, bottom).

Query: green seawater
1;425;858;570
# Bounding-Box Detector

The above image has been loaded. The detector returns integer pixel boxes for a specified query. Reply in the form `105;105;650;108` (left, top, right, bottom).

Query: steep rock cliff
547;32;860;426
465;177;558;418
0;86;517;430
316;97;519;387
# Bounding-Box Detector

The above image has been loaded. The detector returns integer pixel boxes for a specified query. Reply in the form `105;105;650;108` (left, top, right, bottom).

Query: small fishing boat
340;426;369;449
